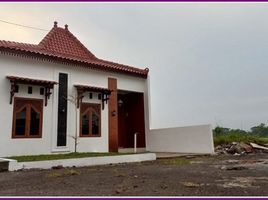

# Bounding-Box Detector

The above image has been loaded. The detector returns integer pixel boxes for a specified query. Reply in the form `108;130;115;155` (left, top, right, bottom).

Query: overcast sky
0;3;268;130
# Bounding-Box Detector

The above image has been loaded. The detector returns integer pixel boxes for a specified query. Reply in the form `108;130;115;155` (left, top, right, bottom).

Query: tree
213;126;230;135
250;123;268;137
64;94;79;153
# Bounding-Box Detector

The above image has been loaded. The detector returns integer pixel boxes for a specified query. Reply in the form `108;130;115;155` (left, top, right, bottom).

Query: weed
164;158;190;165
48;169;80;178
214;133;268;146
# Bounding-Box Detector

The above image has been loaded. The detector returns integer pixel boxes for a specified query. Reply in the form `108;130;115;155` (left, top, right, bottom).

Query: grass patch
48;169;81;178
164;158;190;165
214;133;268;146
8;152;134;162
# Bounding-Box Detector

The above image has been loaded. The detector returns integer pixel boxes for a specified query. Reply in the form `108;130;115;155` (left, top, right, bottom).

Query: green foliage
8;152;133;162
213;123;268;146
214;126;230;135
250;123;268;136
214;133;268;146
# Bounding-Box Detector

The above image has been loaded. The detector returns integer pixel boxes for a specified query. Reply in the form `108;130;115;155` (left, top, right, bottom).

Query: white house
0;22;214;157
0;22;151;157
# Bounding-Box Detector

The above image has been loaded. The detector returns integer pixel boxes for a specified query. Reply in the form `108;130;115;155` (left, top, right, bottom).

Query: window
28;86;32;94
40;88;44;95
12;97;43;138
14;85;19;93
80;103;101;137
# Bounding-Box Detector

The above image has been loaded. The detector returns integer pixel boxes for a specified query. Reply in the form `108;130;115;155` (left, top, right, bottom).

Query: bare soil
0;154;268;196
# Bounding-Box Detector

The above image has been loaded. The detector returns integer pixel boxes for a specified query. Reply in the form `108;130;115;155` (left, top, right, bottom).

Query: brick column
108;78;118;152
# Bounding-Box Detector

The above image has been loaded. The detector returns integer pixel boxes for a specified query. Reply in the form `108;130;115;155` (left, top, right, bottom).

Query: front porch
117;90;146;152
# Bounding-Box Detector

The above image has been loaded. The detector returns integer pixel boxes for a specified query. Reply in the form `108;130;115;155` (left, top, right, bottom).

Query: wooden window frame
80;103;101;137
12;97;43;139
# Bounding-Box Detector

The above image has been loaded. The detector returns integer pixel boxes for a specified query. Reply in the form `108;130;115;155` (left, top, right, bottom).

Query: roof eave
0;47;149;79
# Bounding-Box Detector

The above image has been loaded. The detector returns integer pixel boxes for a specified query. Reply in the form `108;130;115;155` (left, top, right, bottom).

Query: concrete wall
147;124;214;154
0;54;148;157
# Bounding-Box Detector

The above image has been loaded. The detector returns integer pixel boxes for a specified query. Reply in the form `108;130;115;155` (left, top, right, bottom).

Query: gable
0;22;148;78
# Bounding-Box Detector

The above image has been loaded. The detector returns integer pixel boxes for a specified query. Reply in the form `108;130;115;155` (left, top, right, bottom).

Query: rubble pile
215;142;268;155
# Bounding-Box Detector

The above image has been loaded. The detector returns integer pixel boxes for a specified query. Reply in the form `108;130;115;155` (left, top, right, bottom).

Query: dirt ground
0;154;268;196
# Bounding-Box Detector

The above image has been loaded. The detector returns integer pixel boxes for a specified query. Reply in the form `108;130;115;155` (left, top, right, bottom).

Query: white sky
0;3;268;130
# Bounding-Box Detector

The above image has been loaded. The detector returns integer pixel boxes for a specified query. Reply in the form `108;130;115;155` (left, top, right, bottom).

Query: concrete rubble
215;142;268;155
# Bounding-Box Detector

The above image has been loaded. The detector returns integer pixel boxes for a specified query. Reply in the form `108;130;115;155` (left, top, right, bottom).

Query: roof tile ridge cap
95;57;147;72
64;27;98;59
38;27;57;48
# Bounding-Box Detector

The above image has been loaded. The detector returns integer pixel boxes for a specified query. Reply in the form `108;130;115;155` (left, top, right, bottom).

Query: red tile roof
6;75;57;87
74;84;112;95
0;22;149;78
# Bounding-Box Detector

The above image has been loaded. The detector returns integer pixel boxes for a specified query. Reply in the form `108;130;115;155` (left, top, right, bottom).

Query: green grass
214;133;268;146
48;169;81;178
8;152;134;162
164;158;190;165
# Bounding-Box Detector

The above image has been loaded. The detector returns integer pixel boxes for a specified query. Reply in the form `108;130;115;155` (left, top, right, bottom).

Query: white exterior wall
0;54;148;157
147;124;214;154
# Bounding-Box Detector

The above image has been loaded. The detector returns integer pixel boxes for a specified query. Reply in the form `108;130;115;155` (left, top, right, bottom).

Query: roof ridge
38;25;97;60
38;27;55;47
63;27;97;59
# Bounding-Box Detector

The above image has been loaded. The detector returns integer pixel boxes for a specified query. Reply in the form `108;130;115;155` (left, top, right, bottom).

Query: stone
226;165;248;170
51;165;64;170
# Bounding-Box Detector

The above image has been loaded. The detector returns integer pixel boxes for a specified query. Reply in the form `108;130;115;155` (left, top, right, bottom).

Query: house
0;22;150;157
0;22;215;157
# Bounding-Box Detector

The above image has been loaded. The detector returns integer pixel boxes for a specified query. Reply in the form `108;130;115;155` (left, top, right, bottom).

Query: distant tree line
213;123;268;137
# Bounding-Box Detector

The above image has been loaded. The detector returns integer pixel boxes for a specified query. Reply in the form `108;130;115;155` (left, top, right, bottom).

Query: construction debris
215;142;268;155
250;143;268;151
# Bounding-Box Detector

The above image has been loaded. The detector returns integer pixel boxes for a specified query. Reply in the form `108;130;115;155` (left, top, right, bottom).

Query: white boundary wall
147;124;214;154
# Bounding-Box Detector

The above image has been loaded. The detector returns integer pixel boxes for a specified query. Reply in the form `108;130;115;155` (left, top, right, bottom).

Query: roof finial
54;21;58;28
65;24;68;30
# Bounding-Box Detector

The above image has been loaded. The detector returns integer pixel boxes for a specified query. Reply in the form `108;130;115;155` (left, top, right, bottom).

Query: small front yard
1;154;268;196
